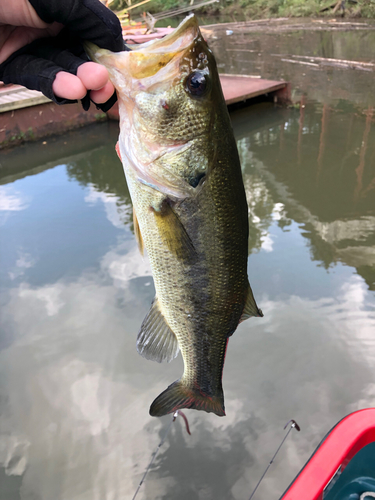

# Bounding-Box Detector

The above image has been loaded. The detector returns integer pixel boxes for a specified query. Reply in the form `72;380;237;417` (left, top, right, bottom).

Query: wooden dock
0;75;290;148
219;74;289;105
0;84;51;113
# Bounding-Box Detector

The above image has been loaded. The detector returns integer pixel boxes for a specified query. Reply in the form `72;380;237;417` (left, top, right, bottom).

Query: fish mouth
131;14;200;53
125;14;201;79
85;14;201;80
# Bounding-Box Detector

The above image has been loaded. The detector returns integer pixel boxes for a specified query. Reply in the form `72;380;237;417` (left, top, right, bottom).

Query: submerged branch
273;53;375;71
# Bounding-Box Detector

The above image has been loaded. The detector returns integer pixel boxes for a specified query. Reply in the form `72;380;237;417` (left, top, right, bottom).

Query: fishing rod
152;0;219;20
132;410;191;500
132;412;299;500
248;419;301;500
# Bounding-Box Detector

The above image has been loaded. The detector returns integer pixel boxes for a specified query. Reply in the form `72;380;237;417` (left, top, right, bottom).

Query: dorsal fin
239;284;263;323
137;297;180;363
133;206;144;255
153;201;197;262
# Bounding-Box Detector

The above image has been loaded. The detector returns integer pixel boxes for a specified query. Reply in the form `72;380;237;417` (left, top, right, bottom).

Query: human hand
0;0;124;110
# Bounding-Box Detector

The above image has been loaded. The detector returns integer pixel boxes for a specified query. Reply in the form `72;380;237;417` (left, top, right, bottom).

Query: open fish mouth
85;14;201;81
124;14;200;78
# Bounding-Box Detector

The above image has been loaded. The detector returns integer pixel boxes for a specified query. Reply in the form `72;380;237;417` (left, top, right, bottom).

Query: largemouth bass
86;14;263;417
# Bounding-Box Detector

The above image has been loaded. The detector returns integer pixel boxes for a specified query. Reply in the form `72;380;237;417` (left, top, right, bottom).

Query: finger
52;71;87;100
90;81;115;104
76;61;109;91
52;64;115;101
53;62;114;101
76;62;116;105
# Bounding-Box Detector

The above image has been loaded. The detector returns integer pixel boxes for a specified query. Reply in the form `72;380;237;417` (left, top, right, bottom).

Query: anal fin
239;284;263;323
137;297;179;363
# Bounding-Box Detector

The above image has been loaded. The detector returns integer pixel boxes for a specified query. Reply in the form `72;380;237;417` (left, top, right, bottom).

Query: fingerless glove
0;0;125;111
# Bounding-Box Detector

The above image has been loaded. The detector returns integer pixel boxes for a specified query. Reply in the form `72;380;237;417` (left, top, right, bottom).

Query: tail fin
150;380;226;417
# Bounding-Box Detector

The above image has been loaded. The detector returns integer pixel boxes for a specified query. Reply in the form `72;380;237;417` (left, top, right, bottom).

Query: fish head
86;15;224;199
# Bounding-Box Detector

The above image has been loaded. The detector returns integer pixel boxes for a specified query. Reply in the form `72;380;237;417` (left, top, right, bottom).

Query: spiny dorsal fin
133;206;144;255
154;201;197;262
137;297;180;363
239;284;263;323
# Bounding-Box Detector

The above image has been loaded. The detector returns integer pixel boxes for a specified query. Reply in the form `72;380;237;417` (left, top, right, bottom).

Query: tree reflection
236;101;375;290
66;145;134;231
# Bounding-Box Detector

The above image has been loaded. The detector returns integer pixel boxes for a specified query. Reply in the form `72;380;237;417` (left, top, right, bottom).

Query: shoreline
130;1;375;22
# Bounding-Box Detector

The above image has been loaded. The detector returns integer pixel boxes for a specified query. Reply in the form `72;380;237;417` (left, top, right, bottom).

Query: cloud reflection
102;244;151;287
0;186;29;226
18;283;65;317
84;183;130;230
1;252;375;499
8;251;36;281
0;186;29;212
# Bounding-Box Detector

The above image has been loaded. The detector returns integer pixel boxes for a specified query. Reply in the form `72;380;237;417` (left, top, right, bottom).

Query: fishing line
248;419;301;500
132;410;190;500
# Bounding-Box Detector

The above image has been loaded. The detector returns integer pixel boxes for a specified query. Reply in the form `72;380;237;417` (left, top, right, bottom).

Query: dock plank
0;86;51;113
219;74;288;105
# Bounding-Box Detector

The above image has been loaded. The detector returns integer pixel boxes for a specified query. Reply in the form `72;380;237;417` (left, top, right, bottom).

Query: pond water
1;22;375;500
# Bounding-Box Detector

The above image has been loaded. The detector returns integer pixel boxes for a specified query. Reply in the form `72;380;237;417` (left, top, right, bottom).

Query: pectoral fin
137;297;180;363
133;207;144;255
154;201;197;262
239;284;263;323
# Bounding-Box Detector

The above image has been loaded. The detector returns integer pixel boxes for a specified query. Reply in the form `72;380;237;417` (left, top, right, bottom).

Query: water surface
0;24;375;500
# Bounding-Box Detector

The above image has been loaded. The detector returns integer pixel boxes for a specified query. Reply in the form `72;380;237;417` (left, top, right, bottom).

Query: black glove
0;0;125;111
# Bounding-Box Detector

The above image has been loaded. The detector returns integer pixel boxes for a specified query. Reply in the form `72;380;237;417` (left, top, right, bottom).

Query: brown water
0;23;375;500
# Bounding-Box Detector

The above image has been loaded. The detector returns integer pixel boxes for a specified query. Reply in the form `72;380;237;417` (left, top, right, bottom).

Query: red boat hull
281;408;375;500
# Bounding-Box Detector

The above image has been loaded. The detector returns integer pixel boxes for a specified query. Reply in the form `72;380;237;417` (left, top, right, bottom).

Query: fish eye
185;71;209;97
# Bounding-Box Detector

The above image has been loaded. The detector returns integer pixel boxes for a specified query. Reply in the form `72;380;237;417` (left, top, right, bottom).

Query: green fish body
85;14;263;417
